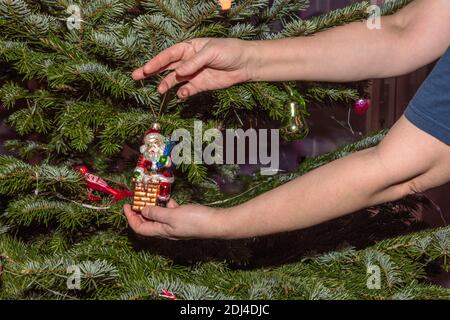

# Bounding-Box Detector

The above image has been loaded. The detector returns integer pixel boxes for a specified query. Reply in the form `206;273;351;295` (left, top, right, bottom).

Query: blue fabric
404;47;450;145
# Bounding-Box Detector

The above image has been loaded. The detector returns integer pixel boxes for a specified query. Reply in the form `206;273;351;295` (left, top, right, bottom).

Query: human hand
123;200;230;240
131;38;256;98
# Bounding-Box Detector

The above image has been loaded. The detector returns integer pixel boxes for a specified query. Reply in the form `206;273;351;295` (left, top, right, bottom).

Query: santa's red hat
145;122;161;135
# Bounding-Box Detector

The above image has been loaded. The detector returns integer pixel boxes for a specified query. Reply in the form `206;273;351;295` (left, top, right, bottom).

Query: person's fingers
165;61;183;72
177;82;201;98
158;71;190;94
175;49;211;78
144;43;189;75
141;205;172;224
131;67;147;81
123;204;148;231
131;43;189;80
124;204;169;237
166;199;179;208
132;61;182;84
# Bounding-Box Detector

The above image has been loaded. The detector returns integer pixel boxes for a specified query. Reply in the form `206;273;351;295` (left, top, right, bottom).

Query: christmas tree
1;0;449;300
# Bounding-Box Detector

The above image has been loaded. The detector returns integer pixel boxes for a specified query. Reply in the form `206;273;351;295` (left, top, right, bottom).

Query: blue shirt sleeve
404;47;450;145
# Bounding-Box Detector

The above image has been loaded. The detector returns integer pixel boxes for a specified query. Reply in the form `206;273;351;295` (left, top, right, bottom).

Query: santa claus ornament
131;122;174;212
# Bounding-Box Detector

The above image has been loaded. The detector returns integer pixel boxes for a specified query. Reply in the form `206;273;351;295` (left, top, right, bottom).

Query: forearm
221;117;450;239
224;148;393;238
248;0;450;82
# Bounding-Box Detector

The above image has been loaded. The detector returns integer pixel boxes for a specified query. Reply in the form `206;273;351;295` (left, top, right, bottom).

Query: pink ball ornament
353;98;371;116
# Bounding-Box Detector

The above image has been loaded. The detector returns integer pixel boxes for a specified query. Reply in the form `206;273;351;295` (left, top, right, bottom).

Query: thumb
141;205;171;223
176;49;211;77
167;199;179;208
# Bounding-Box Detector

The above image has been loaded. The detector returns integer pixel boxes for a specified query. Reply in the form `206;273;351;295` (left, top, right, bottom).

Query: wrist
242;40;264;82
212;206;240;240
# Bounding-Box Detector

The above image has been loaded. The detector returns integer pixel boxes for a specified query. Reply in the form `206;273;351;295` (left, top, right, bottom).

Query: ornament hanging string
34;170;39;196
140;80;158;118
158;91;171;120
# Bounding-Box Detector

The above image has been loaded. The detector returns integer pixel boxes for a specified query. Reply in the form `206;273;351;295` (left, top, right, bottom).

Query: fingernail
180;89;188;97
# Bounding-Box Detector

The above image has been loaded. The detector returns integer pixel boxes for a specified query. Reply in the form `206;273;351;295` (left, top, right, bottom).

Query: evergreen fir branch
432;229;450;262
182;23;227;40
113;29;143;61
0;222;10;234
15;257;119;294
214;84;255;112
0;37;149;103
363;249;403;288
4;140;50;160
120;284;158;300
87;30;121;60
81;0;134;24
247;278;278;299
57;100;115;152
213;82;289;121
391;281;450;300
2;225;449;299
227;23;256;39
141;0;186;26
0;155;35;195
75;259;120;288
0;39;26;53
261;0;309;23
179;283;231;300
23;12;59;35
0;0;60;37
227;0;267;22
0;0;32;18
132;14;176;39
0;156;83;195
100;111;196;155
131;85;160;106
6;196;77;228
306;86;360;103
71;63;134;98
183;0;219;29
47;61;138;101
381;0;413;16
87;28;150;66
0;81;29;109
178;162;208;184
5;194;122;231
132;13;180;49
281;1;370;37
39;33;88;62
8;99;53;135
99;109;155;154
0;40;55;80
245;82;289;119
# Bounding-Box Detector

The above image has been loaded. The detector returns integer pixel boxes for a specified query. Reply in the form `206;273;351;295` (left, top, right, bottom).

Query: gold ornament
281;97;309;141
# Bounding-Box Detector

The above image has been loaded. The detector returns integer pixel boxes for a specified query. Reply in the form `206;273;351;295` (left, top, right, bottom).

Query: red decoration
160;289;177;300
75;165;133;202
353;98;371;116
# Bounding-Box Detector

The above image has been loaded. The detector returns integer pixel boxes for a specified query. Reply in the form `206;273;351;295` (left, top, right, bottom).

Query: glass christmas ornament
131;123;174;212
281;97;309;141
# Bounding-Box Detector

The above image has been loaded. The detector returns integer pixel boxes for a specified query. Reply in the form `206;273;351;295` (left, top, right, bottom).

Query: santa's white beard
145;151;160;164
